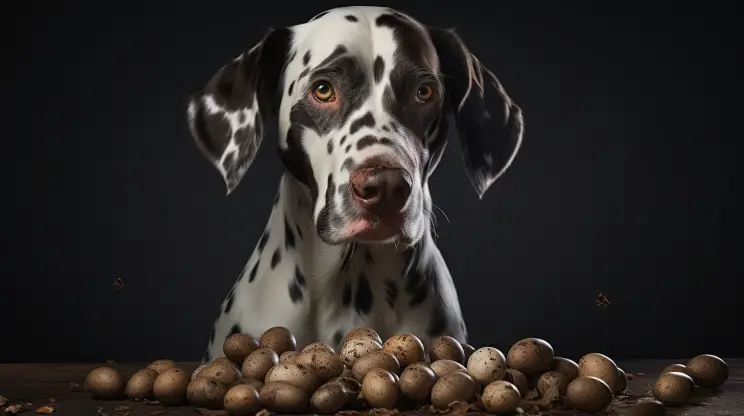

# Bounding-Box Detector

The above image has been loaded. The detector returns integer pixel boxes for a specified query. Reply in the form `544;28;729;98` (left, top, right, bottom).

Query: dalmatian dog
186;6;524;362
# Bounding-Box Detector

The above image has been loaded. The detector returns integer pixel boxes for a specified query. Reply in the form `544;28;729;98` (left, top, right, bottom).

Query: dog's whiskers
424;208;440;240
433;203;450;225
349;242;357;259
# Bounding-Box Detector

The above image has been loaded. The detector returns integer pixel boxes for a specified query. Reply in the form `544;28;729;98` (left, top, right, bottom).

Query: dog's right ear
428;27;524;200
187;28;292;195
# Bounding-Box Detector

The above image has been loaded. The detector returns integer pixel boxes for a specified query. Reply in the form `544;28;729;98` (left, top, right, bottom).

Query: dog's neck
271;172;433;287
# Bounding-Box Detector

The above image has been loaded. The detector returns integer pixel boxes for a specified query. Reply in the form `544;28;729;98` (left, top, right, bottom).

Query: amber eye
415;84;435;103
312;81;336;102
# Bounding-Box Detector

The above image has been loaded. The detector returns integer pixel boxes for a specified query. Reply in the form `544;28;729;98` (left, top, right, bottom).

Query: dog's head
187;6;524;247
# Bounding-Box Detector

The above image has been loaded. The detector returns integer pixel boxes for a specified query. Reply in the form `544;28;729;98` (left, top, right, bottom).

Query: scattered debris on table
595;292;610;307
3;403;32;414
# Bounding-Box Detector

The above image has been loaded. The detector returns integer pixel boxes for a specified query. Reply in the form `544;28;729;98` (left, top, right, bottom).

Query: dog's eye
312;81;336;103
415;83;435;103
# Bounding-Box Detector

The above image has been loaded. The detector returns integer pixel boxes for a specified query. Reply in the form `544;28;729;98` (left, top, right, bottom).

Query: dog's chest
313;244;410;344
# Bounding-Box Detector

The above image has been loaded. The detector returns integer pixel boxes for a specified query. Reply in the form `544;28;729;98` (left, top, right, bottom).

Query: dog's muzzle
344;162;413;242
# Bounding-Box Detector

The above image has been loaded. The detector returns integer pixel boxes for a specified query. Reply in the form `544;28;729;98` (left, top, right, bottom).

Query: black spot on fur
271;249;281;268
316;174;337;243
329;45;348;60
340;135;347;145
229;323;242;336
298;67;310;80
349;112;375;135
333;330;344;346
224;291;235;313
209;327;216;344
295;224;303;239
303;50;311;66
354;274;374;315
427;304;447;337
345;144;351;153
408;281;428;306
284;217;296;250
356;135;379;151
406;265;433;307
381;125;390;132
342;281;352;307
258;231;269;251
295;266;306;286
373;56;385;83
288;80;295;96
345;15;358;22
238;111;246;124
341;158;355;172
288;280;303;302
248;260;260;282
327;139;334;154
385;279;398;308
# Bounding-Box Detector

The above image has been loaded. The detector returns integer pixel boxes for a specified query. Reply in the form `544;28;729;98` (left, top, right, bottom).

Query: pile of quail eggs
83;327;729;415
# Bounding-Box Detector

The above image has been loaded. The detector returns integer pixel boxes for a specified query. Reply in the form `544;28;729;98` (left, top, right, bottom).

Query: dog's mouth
342;215;404;243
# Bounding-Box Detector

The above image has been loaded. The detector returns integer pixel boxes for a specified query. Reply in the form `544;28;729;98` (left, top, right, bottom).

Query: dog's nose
350;167;412;217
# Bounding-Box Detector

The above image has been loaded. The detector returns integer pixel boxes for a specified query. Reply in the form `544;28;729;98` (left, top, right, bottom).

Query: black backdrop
4;2;741;363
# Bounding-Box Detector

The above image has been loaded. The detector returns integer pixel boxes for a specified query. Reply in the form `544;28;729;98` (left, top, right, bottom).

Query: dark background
5;3;740;363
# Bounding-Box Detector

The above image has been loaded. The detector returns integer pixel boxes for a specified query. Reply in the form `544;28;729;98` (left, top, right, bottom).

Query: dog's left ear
186;28;292;195
428;27;525;199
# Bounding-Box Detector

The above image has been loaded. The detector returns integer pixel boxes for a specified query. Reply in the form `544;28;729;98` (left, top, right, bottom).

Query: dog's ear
428;27;524;199
186;28;292;195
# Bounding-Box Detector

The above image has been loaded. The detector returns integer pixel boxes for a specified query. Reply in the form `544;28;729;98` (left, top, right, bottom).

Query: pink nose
349;167;412;218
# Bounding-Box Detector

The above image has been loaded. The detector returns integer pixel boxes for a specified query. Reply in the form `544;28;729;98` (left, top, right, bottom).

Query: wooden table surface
0;359;742;415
